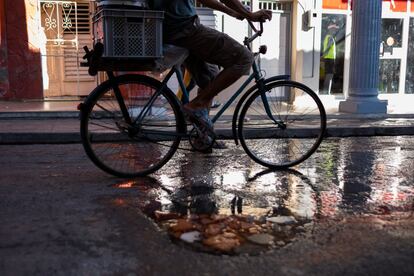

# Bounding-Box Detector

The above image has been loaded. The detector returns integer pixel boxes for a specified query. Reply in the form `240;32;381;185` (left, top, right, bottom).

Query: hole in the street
112;169;321;255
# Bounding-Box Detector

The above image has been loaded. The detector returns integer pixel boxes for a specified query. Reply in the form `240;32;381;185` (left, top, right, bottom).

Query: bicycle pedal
189;127;215;152
192;123;216;137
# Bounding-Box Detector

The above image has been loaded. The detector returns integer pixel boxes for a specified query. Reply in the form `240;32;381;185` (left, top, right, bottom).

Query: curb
1;126;414;144
325;126;414;137
0;111;80;119
0;133;81;144
1;111;414;120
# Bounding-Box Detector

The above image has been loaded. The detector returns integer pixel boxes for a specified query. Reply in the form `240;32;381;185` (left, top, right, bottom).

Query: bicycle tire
80;74;186;177
238;80;326;168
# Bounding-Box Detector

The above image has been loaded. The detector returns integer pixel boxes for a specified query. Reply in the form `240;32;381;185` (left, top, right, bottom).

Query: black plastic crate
93;8;163;59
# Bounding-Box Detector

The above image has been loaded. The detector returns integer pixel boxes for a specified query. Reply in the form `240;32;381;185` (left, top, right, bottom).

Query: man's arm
198;0;272;22
197;0;243;19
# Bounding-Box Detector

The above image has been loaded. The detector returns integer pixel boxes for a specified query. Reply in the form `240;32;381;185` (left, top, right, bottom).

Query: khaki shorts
164;17;254;89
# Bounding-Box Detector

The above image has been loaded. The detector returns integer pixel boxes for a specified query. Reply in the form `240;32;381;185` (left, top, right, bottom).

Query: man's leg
184;54;219;108
323;59;335;94
172;22;254;111
187;65;244;110
184;55;226;150
323;73;334;94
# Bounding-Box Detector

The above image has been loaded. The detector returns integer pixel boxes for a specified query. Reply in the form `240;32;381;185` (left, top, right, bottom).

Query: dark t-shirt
152;0;197;35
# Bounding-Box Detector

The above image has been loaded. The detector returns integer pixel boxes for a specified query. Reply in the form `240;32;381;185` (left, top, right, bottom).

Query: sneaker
211;101;221;109
190;138;226;153
197;130;214;147
212;140;227;149
182;105;215;135
191;138;213;154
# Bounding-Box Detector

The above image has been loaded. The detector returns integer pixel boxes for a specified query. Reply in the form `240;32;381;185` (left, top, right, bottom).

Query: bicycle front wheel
238;80;326;168
80;74;185;177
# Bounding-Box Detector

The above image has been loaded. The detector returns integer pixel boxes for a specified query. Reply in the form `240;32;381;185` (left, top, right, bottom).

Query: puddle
111;137;414;255
111;169;319;255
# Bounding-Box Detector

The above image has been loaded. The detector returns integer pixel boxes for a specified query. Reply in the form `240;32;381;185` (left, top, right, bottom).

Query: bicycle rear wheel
80;74;185;177
238;80;326;168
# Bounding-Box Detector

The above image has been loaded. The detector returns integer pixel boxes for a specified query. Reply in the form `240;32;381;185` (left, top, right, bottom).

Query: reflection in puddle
115;169;319;255
115;181;135;189
111;137;414;255
309;137;414;215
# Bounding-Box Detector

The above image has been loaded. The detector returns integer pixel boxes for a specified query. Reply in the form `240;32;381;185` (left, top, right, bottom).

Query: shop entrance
379;1;414;96
319;13;347;95
404;17;414;94
379;17;405;94
214;1;292;103
258;1;292;78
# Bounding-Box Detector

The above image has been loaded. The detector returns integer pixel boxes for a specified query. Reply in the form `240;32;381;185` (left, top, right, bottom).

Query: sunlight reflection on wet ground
112;137;414;254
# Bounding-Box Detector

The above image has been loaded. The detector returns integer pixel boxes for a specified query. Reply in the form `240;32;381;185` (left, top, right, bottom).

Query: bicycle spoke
89;121;123;132
95;102;118;116
81;75;182;177
239;81;326;168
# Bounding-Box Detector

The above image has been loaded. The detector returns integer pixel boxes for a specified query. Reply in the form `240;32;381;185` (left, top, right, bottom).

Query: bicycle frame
176;58;289;125
106;56;290;139
106;20;291;140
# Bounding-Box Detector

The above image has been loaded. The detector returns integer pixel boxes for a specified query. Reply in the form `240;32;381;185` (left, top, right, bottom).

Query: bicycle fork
256;78;287;130
107;69;188;141
107;71;133;125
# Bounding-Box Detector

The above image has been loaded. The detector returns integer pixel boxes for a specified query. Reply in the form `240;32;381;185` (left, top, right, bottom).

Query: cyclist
151;0;272;138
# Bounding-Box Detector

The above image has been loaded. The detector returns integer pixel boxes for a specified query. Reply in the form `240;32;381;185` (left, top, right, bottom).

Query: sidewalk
0;100;413;144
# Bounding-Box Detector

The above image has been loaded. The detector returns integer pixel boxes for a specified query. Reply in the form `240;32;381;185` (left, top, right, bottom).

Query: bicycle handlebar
244;20;264;45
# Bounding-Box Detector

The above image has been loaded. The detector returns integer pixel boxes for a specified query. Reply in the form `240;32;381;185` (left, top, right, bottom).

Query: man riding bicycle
151;0;272;138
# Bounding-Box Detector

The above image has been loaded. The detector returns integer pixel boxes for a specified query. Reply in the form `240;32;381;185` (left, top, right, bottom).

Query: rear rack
81;43;156;75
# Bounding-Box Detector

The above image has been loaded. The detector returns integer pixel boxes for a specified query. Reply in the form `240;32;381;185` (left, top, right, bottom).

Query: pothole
123;170;320;255
152;211;312;255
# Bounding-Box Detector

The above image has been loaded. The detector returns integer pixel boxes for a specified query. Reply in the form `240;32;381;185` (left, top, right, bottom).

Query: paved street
0;137;413;275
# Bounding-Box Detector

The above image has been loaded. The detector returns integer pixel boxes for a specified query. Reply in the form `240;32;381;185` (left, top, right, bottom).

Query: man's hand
248;10;272;22
200;0;272;23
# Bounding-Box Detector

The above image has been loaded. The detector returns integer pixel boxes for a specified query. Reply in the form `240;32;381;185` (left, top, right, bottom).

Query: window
405;18;414;94
259;1;292;11
381;18;403;50
379;59;400;94
63;2;91;35
241;0;251;7
379;18;403;94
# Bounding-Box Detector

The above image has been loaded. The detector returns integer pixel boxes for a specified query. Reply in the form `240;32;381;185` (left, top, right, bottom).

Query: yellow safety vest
323;35;336;60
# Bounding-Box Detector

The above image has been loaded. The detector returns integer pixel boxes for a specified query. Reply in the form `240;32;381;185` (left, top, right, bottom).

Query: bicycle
79;21;327;178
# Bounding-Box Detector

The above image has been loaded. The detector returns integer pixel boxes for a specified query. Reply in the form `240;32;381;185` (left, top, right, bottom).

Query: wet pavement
0;136;413;275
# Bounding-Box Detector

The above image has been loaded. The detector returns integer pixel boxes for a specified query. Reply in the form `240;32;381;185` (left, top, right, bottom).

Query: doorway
39;0;96;98
379;17;405;94
258;1;292;78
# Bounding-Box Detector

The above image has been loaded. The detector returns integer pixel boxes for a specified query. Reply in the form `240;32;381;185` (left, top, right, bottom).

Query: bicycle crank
188;126;216;152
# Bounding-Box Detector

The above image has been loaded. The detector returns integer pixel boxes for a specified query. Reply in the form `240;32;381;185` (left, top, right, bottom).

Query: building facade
1;0;413;112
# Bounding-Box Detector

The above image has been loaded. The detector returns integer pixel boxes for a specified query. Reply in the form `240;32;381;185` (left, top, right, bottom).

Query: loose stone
276;241;286;246
180;231;201;243
203;234;240;252
169;219;194;232
246;233;274;245
266;216;297;225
